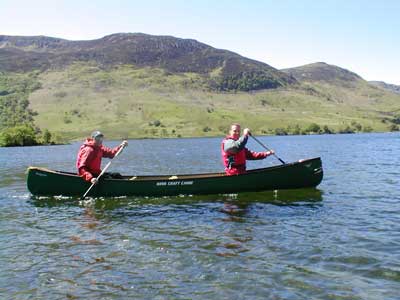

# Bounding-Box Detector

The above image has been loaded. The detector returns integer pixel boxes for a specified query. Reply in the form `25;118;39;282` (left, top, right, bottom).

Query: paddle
249;134;286;164
80;143;127;200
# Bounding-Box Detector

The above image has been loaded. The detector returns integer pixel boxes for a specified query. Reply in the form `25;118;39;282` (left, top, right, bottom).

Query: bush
286;124;301;135
392;115;400;124
63;116;72;124
274;128;288;135
322;125;334;134
71;109;80;116
42;129;52;144
149;120;161;127
351;121;362;132
362;126;373;133
338;126;355;134
0;124;38;146
306;123;321;133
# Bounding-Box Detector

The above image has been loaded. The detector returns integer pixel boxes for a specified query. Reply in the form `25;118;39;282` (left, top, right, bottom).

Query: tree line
0;72;57;146
265;122;376;136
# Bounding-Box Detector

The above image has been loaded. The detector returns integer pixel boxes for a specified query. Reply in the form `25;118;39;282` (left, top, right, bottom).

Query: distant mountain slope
282;62;363;83
369;81;400;94
0;33;296;91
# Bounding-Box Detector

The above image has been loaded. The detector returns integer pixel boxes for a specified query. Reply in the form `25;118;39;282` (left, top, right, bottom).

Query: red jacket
221;135;269;175
76;139;121;182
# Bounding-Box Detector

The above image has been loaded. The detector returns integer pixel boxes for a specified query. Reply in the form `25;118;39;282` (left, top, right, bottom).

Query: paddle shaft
250;135;286;164
81;144;126;200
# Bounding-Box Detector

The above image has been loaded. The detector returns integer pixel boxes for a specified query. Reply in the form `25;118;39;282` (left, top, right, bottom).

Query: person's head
91;130;104;146
229;123;241;139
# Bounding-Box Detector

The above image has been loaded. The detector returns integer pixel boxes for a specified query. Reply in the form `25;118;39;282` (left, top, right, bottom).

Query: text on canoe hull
156;181;194;186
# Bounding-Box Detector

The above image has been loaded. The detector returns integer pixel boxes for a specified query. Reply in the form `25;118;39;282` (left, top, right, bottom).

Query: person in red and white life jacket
221;124;274;175
76;131;128;184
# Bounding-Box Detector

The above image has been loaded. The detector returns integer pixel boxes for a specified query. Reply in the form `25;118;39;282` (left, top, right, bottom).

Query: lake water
1;133;399;299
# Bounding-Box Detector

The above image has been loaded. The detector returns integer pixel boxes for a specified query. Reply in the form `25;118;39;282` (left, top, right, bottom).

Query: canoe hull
27;157;323;197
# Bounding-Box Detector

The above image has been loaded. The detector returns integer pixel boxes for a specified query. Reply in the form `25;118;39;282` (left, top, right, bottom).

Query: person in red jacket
221;124;274;175
76;131;128;184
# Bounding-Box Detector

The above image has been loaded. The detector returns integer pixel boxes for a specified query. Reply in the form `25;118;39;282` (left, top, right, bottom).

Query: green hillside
1;35;400;144
27;62;400;140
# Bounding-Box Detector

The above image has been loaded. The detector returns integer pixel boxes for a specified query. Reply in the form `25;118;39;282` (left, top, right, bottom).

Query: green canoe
27;157;323;197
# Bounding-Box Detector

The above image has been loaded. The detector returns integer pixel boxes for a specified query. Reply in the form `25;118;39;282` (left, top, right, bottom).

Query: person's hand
267;149;275;156
91;177;98;185
121;140;128;148
243;128;251;136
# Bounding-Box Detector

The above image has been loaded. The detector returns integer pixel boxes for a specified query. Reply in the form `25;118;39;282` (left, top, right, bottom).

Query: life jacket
76;139;120;179
76;139;104;176
221;136;247;175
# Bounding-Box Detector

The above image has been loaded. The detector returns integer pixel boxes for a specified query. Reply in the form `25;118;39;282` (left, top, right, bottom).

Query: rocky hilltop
0;33;296;91
282;62;363;83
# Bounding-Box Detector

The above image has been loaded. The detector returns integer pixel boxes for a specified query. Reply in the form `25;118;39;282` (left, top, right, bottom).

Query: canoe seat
169;175;178;180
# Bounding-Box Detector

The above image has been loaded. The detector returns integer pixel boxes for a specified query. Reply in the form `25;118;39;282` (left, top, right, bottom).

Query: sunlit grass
27;63;400;140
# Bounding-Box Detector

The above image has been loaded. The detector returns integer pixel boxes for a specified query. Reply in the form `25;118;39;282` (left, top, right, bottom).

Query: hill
369;81;400;94
1;34;400;142
282;62;362;83
281;62;400;129
0;33;295;91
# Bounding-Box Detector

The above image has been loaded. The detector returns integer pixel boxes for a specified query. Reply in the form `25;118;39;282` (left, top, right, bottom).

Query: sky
1;0;399;85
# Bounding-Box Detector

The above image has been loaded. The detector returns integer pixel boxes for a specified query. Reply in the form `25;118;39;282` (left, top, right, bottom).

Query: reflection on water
28;188;323;210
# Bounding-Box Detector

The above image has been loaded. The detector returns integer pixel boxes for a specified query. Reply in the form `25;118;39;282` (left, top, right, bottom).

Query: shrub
306;123;321;133
351;121;362;132
71;109;80;116
287;124;301;135
149;120;161;127
362;126;373;133
338;126;355;134
42;129;52;144
0;124;38;146
322;125;334;134
274;128;288;135
391;115;400;124
63;115;72;124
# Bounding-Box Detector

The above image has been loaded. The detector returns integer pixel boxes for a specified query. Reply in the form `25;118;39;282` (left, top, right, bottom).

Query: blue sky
1;0;399;84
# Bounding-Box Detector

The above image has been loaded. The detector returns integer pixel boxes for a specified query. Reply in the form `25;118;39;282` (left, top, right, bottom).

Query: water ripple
1;133;400;299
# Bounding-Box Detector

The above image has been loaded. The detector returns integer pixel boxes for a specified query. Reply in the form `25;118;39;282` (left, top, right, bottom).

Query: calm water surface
1;133;399;299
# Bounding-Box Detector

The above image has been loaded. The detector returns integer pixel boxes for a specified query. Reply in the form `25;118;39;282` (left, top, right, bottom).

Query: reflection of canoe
29;189;323;210
27;157;323;197
29;188;323;209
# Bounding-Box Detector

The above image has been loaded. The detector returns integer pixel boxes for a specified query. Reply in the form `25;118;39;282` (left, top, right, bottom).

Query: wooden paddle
81;143;127;200
250;134;286;164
